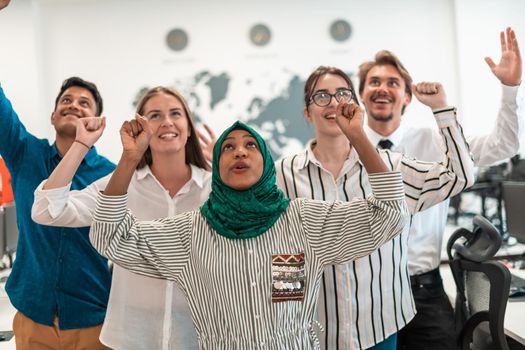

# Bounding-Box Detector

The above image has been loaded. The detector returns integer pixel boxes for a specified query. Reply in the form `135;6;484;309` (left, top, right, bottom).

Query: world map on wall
134;70;312;159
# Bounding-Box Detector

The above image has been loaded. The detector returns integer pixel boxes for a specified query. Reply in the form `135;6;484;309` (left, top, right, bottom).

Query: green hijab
200;121;290;239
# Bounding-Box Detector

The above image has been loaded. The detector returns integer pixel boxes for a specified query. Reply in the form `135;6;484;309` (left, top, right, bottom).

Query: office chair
447;215;511;350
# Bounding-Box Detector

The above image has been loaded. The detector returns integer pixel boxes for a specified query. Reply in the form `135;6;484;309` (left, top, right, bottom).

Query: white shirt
32;164;211;350
366;84;523;275
277;108;475;349
89;172;408;350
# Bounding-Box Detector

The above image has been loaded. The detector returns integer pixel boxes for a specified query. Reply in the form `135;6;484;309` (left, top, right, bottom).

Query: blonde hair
135;86;209;170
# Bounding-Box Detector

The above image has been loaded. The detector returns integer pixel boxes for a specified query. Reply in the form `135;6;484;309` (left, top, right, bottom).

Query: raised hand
75;117;106;148
412;82;448;110
119;113;153;161
0;0;10;10
485;27;522;86
335;100;364;142
197;123;217;162
335;100;388;173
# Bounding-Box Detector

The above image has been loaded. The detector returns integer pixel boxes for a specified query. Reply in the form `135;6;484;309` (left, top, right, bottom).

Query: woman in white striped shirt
89;100;409;350
275;66;475;350
32;86;214;350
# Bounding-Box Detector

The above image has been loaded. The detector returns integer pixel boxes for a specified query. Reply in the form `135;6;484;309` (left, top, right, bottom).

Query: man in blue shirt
0;76;115;349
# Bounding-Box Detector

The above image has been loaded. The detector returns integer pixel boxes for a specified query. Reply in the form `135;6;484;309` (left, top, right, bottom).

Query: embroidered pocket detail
271;253;305;302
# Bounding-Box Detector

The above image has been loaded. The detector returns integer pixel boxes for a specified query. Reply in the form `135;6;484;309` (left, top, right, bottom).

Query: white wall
454;0;525;155
0;0;46;136
0;0;523;162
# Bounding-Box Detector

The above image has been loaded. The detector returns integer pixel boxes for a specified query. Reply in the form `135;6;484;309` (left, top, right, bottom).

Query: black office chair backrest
447;215;502;262
447;215;511;350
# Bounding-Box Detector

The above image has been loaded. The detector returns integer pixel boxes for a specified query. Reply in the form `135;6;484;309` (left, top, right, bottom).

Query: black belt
410;268;442;288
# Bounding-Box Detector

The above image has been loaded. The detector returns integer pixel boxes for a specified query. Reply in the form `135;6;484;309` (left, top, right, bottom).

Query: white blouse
32;164;211;350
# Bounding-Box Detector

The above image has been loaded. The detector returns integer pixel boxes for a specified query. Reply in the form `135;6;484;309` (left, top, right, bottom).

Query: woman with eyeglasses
87;98;409;349
275;66;475;350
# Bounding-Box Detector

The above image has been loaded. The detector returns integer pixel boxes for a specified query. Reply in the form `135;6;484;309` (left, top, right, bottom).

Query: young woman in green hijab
89;100;409;349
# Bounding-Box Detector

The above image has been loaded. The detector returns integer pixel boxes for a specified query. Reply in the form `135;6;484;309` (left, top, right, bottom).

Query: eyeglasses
309;89;355;107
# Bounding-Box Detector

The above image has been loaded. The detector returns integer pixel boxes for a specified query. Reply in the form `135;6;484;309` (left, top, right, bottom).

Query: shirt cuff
368;171;404;201
33;181;72;219
93;192;128;223
501;83;520;105
432;107;457;128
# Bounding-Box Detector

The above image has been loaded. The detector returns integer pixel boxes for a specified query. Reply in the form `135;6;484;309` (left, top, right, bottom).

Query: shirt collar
299;139;361;170
364;122;406;150
135;163;207;189
51;142;100;167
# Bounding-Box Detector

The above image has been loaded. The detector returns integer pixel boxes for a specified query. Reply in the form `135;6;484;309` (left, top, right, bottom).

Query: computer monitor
508;157;525;181
502;181;525;244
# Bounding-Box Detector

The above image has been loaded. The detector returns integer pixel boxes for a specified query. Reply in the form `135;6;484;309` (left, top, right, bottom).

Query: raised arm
103;114;152;195
393;81;476;213
302;171;408;265
89;192;192;282
0;84;34;169
43;117;106;189
88;115;192;279
469;27;523;165
335;100;389;174
31;117;108;227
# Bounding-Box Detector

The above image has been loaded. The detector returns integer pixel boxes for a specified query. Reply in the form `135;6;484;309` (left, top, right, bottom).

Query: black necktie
378;139;393;150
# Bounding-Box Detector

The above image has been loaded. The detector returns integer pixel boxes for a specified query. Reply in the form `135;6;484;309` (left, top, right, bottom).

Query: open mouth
232;161;249;172
371;93;393;105
159;133;179;139
323;109;337;120
373;97;393;104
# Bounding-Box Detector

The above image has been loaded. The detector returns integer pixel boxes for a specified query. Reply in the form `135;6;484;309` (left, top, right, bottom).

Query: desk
504;269;525;345
441;265;525;346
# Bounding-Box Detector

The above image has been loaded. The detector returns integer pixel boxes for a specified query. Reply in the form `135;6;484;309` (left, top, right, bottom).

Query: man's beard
369;112;394;123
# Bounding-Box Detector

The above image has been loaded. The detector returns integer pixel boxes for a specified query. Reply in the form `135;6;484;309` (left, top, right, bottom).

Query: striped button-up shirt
90;172;408;349
275;108;475;349
32;164;211;350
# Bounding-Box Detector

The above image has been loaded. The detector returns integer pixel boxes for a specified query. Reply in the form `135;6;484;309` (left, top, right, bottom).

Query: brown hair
357;50;413;106
135;86;210;171
304;66;358;108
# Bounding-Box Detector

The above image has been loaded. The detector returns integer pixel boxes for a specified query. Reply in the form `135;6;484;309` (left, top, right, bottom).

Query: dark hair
357;50;413;114
135;86;210;171
54;77;103;116
304;66;357;108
